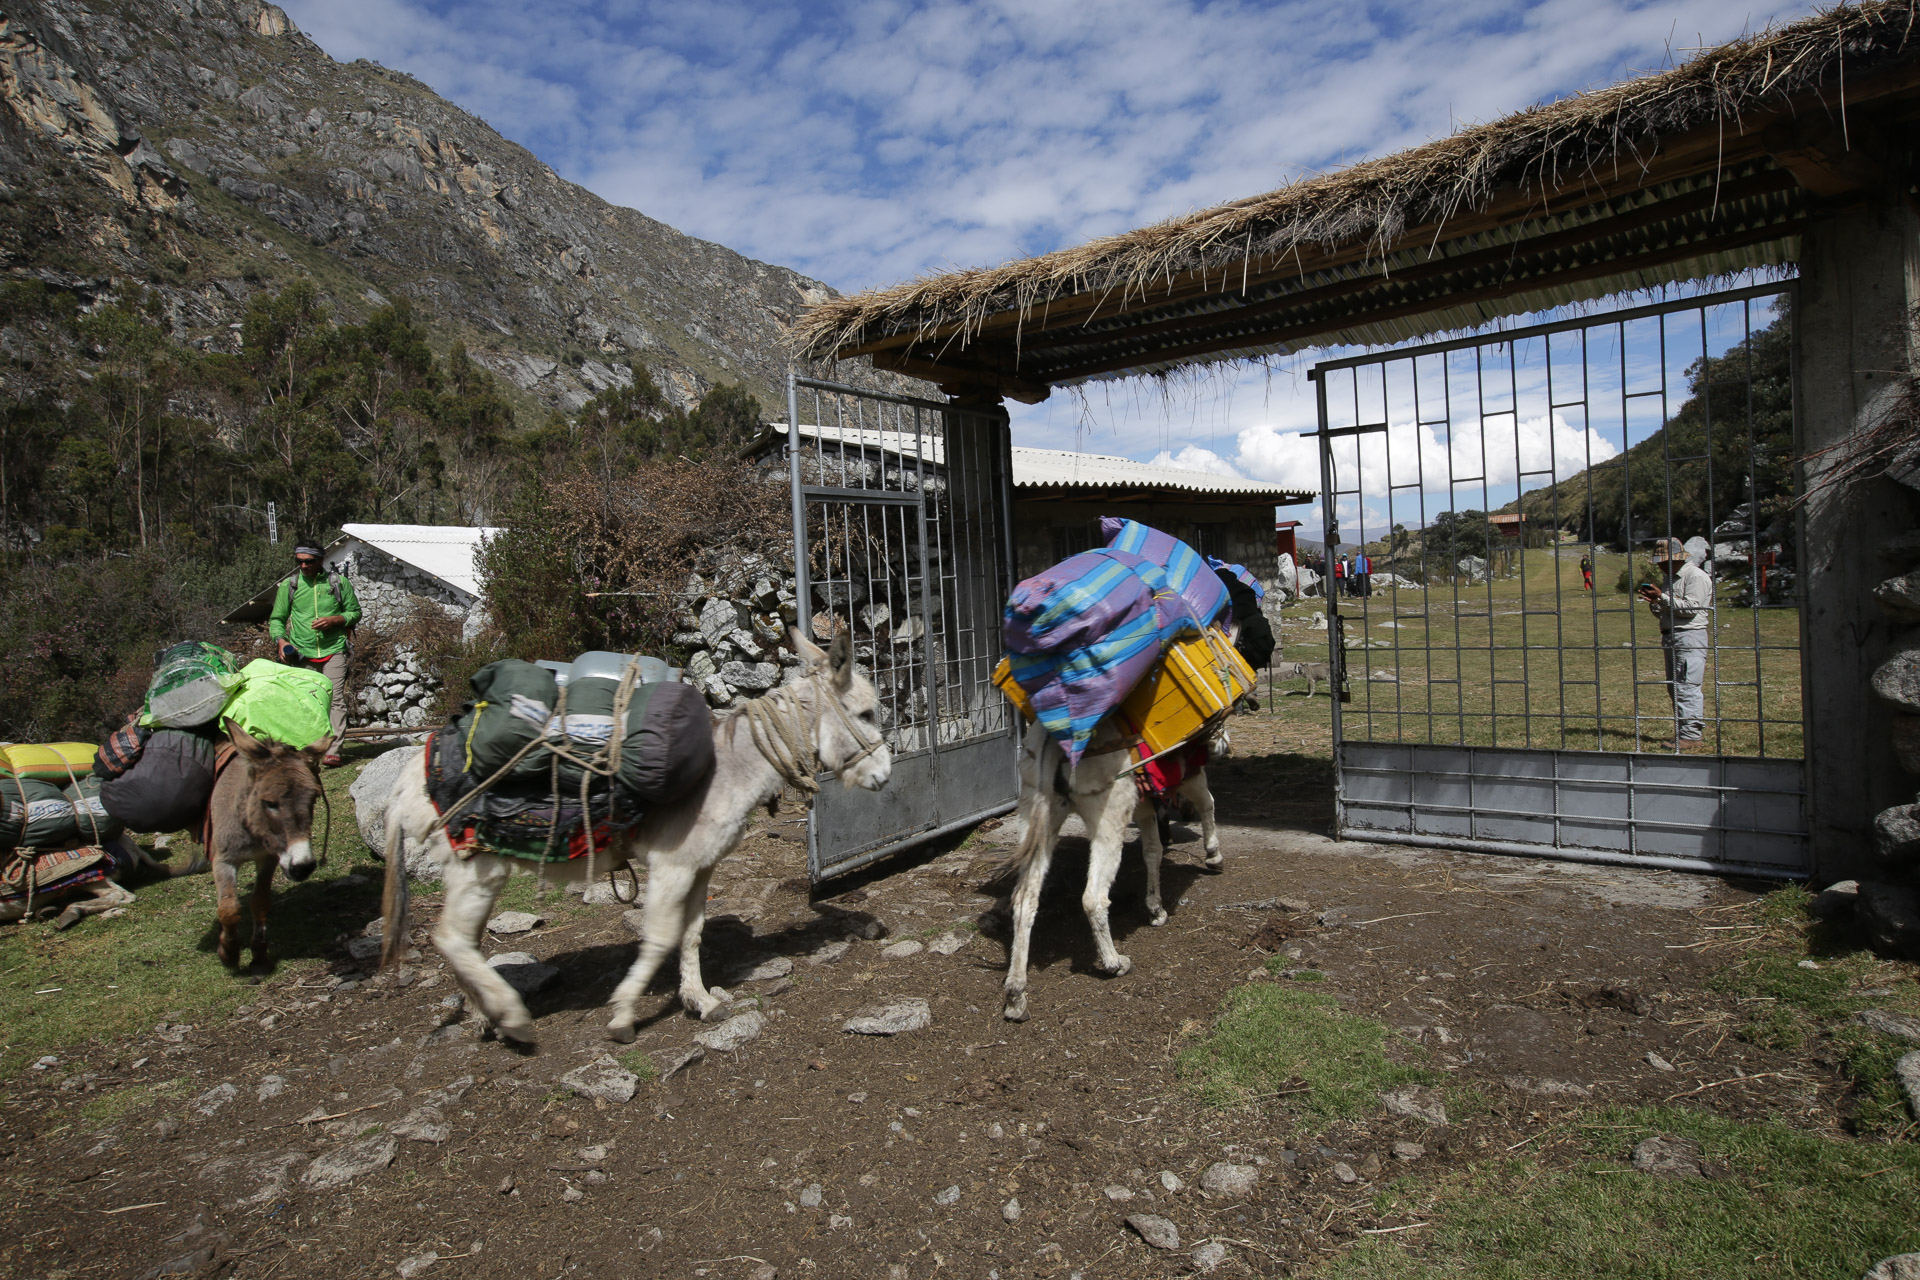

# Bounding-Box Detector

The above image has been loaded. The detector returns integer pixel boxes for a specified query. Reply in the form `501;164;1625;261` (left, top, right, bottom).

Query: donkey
1000;718;1222;1022
379;629;890;1045
207;723;324;968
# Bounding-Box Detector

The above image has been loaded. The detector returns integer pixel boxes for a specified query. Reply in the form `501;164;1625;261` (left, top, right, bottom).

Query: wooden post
1795;200;1920;882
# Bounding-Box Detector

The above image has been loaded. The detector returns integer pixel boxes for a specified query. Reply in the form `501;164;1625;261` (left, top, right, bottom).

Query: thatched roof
798;1;1920;401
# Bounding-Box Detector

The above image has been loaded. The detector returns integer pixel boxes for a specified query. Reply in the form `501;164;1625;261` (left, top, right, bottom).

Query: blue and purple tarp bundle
1003;518;1228;764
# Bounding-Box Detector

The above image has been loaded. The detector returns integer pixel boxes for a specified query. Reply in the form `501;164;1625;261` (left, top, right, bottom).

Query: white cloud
278;0;1807;480
1146;445;1244;477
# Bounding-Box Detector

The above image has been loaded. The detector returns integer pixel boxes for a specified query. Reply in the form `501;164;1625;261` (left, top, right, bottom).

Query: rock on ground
487;952;559;996
560;1055;640;1103
843;998;931;1035
349;747;435;879
1896;1051;1920;1121
1809;880;1861;920
191;1082;237;1116
487;911;543;935
1859;881;1920;960
1199;1162;1258;1197
1192;1240;1228;1273
927;932;968;955
1001;1197;1021;1222
1126;1213;1181;1250
1159;1170;1183;1193
1379;1086;1448;1125
1631;1135;1703;1178
650;1046;705;1080
302;1133;398;1190
1865;1256;1920;1280
1391;1141;1425;1160
392;1106;449;1143
695;1011;766;1052
881;940;923;959
1857;1009;1920;1043
933;1184;960;1206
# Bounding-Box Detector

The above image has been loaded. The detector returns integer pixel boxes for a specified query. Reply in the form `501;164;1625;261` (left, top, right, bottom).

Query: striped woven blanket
1003;520;1228;763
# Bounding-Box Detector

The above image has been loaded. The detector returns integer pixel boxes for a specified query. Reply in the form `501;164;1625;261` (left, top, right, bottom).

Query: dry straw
795;1;1918;364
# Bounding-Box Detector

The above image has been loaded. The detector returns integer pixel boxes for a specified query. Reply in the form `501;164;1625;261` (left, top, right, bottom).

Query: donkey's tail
1011;723;1066;870
378;802;411;970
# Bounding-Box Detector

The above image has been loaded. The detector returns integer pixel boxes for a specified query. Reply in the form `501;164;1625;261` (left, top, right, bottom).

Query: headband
293;543;324;558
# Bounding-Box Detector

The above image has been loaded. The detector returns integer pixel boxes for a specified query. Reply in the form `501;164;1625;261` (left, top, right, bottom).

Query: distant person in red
1580;553;1594;592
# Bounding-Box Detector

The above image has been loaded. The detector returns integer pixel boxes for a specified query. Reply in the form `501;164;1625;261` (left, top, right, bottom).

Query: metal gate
785;375;1020;882
1308;284;1808;878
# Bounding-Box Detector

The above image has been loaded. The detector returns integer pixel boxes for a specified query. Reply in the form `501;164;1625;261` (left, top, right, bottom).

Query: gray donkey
207;723;325;968
379;629;891;1045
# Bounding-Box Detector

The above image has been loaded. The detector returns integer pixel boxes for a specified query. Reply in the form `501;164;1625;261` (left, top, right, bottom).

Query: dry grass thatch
796;1;1918;364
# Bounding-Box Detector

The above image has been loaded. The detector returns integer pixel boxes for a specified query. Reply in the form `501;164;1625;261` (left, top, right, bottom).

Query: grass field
1278;547;1802;759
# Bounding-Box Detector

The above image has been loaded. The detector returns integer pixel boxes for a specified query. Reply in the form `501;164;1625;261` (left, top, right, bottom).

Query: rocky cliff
0;0;874;411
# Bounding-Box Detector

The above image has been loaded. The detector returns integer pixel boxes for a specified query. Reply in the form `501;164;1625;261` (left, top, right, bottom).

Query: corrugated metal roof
763;424;1310;499
339;523;502;598
1012;446;1310;499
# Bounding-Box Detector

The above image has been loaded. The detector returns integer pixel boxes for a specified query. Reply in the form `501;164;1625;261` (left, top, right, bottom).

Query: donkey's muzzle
287;861;316;882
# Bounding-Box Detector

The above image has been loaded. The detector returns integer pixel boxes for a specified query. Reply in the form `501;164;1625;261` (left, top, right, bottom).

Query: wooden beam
867;349;1051;404
1037;215;1812;385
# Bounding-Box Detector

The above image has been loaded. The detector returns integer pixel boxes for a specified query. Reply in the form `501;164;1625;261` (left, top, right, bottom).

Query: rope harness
426;666;883;900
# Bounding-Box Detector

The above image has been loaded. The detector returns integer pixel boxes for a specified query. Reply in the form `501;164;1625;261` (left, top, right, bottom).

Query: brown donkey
207;723;324;968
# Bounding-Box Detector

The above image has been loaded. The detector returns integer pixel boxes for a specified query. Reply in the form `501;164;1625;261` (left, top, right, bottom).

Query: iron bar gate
785;375;1020;882
1308;283;1808;877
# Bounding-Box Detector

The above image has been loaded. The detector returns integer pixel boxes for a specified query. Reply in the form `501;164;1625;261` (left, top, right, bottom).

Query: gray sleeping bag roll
99;727;219;833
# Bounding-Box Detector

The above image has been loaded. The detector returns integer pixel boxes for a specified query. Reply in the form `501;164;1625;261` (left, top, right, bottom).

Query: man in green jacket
269;542;361;766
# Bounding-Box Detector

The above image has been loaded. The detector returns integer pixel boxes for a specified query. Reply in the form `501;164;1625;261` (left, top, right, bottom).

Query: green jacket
268;569;362;659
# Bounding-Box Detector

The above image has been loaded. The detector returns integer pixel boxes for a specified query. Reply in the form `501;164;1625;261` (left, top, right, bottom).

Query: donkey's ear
827;629;855;691
226;718;272;762
792;626;828;670
301;743;327;772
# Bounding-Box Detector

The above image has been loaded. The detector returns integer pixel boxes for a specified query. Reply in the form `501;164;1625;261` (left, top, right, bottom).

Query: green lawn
1282;547;1802;758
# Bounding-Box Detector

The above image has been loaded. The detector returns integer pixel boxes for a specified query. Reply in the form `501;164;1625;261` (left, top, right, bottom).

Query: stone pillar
1796;200;1920;882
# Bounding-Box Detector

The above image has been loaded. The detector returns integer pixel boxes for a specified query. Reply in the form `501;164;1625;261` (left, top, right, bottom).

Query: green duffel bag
141;640;243;729
553;668;714;807
1;775;125;850
454;660;560;782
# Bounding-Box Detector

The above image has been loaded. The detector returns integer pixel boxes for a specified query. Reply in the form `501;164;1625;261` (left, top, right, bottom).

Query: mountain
0;0;883;413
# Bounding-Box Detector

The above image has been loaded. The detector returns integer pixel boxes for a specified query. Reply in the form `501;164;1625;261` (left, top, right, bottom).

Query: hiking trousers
1661;629;1707;742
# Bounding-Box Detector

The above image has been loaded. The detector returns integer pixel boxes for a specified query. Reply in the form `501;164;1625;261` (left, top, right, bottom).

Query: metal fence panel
1309;285;1808;877
785;375;1019;882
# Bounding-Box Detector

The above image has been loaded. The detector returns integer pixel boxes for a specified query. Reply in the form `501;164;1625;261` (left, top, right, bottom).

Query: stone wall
330;541;468;730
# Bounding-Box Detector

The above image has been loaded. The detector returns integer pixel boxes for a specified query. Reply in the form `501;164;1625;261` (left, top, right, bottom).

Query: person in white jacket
1637;537;1713;749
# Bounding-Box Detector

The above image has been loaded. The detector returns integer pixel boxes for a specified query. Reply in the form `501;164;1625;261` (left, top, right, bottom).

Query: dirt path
9;743;1874;1280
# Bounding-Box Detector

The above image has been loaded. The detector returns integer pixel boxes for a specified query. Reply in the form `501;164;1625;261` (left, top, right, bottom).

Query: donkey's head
227;722;325;881
794;627;891;791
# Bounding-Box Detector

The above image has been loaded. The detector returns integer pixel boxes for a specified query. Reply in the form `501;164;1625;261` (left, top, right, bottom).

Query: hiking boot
323;753;345;768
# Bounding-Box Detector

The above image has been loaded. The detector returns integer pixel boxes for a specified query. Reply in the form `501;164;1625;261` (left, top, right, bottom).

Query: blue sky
280;0;1810;527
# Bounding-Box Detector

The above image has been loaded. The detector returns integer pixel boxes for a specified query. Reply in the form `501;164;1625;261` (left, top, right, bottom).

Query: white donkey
379;630;889;1044
1000;719;1220;1022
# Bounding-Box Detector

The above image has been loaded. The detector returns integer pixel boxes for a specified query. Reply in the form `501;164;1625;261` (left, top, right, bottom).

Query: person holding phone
1637;538;1712;750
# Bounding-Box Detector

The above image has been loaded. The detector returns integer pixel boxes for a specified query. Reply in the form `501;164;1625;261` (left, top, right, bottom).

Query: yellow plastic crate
993;627;1253;755
1117;628;1254;757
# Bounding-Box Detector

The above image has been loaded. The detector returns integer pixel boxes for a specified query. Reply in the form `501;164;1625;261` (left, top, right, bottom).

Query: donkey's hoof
495;1020;537;1046
1203;852;1224;872
1099;955;1134;977
696;998;731;1025
1002;991;1029;1022
1147;907;1169;927
606;1021;638;1044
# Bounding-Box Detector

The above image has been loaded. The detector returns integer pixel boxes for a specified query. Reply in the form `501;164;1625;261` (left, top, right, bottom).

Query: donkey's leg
607;854;698;1042
212;858;245;967
1074;776;1139;977
675;863;729;1023
1001;791;1067;1023
1135;797;1169;927
1184;768;1222;870
247;858;276;968
434;853;532;1042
